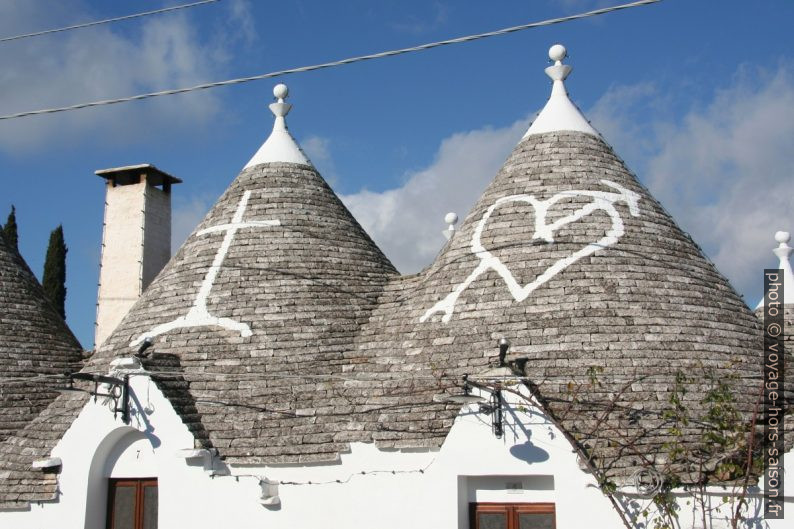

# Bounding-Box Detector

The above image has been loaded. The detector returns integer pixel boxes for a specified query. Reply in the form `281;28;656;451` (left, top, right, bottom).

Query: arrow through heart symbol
420;179;641;323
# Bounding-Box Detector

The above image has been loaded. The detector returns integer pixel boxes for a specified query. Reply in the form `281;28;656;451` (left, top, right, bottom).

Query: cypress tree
3;205;18;251
43;225;67;319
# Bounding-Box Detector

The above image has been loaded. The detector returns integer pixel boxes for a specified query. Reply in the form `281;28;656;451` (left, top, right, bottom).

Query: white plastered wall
1;375;789;529
0;378;626;528
0;372;198;529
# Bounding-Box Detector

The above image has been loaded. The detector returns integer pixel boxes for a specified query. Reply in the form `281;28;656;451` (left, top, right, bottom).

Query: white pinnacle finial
545;44;571;81
773;231;793;268
273;83;288;101
443;212;458;240
549;44;566;62
244;83;311;168
269;83;292;118
524;43;598;138
755;230;793;309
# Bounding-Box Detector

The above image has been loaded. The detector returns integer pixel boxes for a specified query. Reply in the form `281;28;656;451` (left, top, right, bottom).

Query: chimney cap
95;163;182;186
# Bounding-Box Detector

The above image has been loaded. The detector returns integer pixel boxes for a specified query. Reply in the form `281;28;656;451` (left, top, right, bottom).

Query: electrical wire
225;456;438;487
0;0;662;121
0;0;221;44
0;370;770;385
0;367;524;384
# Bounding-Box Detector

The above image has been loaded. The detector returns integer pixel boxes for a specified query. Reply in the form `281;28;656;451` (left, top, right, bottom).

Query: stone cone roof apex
524;44;599;138
244;84;312;169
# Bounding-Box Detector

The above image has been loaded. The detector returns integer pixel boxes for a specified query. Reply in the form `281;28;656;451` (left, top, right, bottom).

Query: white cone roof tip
524;44;599;138
755;230;794;309
244;83;313;169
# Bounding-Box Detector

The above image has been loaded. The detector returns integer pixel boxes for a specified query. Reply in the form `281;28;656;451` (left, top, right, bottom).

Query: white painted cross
420;179;641;323
130;190;281;348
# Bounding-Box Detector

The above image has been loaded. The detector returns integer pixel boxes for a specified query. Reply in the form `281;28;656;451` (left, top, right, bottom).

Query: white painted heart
420;179;641;323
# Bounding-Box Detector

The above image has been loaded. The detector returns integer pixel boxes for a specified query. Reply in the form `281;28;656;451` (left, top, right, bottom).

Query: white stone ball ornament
775;231;790;244
273;83;289;100
549;44;567;63
444;212;458;225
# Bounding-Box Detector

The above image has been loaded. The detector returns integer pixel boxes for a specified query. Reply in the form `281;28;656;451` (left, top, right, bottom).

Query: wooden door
470;502;555;529
106;478;158;529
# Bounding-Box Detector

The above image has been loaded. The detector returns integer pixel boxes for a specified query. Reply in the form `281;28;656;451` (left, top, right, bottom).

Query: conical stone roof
0;87;402;509
0;231;82;442
84;86;399;462
353;46;767;482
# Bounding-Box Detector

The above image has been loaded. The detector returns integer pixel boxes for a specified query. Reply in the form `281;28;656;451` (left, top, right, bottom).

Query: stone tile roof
106;132;779;477
88;161;402;462
0;233;83;507
359;131;773;482
0;232;82;442
0;132;784;507
0;391;85;508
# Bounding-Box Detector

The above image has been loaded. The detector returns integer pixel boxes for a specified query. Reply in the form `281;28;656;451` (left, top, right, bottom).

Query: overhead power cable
0;0;661;121
0;0;220;44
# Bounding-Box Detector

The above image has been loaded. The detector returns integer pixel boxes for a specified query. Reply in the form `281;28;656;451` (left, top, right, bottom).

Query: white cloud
228;0;257;46
172;193;214;252
591;64;794;303
341;63;793;304
209;0;256;61
587;81;670;164
302;135;338;185
0;1;236;152
391;2;449;35
341;118;529;273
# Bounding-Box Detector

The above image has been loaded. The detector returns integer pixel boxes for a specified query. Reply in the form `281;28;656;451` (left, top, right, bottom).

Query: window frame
469;502;556;529
106;477;158;529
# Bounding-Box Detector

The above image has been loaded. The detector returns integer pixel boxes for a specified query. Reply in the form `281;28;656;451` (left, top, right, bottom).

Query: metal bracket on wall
67;373;130;424
452;374;505;439
476;387;504;439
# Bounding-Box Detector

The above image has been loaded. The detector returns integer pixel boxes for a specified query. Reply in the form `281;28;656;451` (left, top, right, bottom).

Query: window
106;478;158;529
470;502;555;529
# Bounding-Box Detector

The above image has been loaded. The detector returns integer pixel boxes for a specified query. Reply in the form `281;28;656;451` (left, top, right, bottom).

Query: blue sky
1;0;792;349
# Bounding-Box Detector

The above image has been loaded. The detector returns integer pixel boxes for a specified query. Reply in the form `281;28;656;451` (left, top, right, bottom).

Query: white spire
442;212;458;241
523;44;599;138
244;83;312;169
755;231;794;309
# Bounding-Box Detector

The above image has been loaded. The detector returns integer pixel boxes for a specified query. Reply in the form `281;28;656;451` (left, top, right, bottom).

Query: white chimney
93;164;181;349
